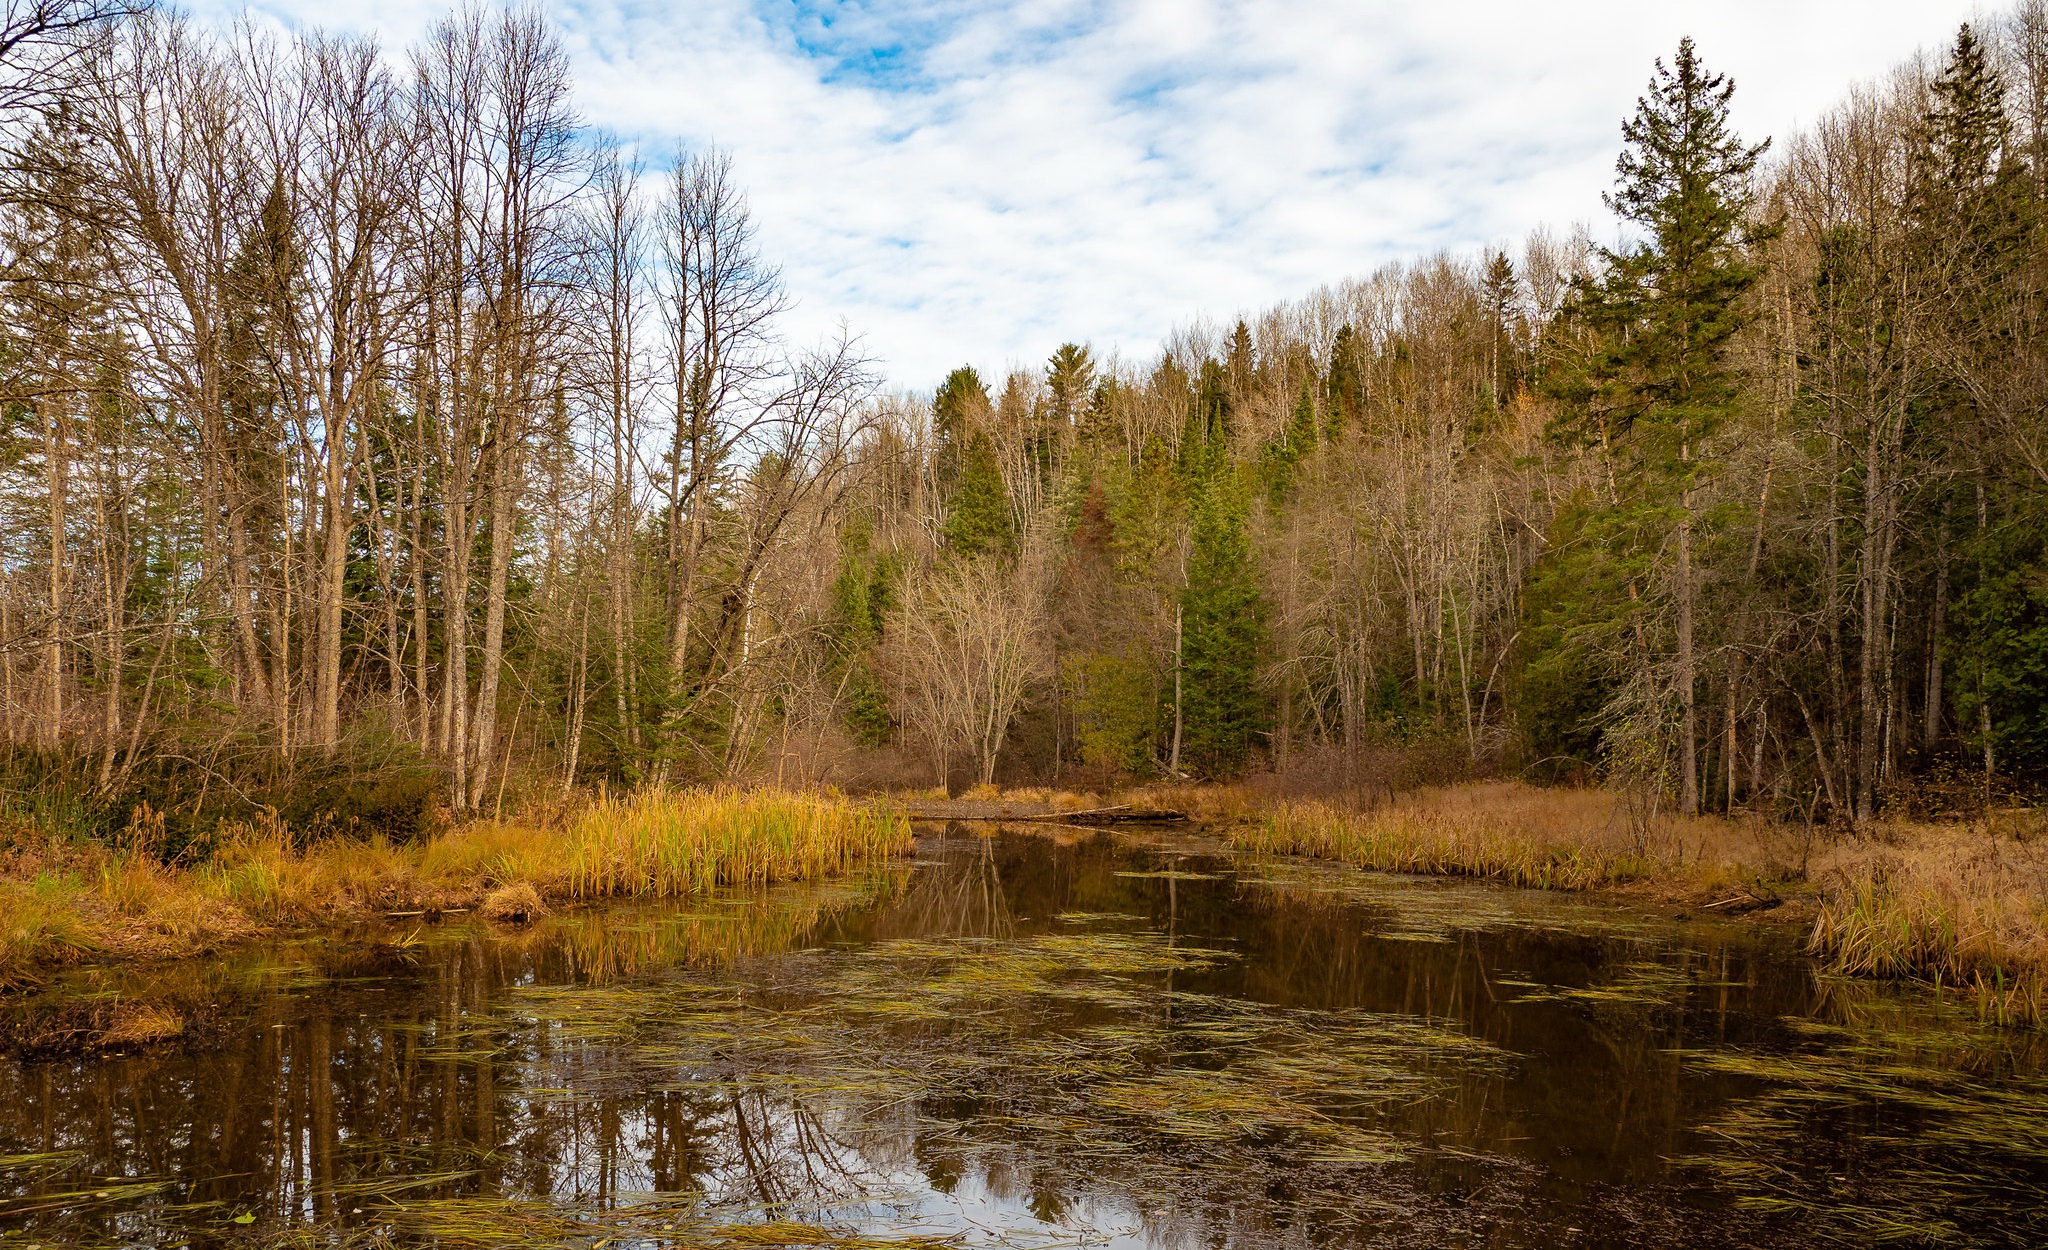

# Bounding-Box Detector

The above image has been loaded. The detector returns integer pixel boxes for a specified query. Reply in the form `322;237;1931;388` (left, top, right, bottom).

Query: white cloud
191;0;1990;384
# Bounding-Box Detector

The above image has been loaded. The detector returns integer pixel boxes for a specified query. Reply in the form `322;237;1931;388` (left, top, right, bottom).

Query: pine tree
1563;36;1770;814
1325;324;1362;438
1179;477;1268;775
1481;249;1520;411
932;366;990;493
944;431;1013;560
1046;343;1096;432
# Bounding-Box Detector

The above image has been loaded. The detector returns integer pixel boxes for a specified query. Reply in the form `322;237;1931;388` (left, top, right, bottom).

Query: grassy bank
1203;780;2048;1025
0;787;910;990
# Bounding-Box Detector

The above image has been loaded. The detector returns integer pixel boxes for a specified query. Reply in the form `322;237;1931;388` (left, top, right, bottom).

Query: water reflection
1;826;2045;1249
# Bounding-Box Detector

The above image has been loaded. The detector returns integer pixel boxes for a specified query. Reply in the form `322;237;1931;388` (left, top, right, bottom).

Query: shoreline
5;779;2041;1028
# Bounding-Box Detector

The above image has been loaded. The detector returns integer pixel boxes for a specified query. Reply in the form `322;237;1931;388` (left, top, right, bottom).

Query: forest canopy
4;0;2048;830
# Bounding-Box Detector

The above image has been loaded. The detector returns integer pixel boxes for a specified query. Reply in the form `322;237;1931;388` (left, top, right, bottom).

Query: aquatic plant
0;787;909;987
1234;790;1659;891
561;788;913;899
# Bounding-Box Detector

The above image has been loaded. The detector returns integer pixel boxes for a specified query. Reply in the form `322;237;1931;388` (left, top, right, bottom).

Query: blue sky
195;0;1988;385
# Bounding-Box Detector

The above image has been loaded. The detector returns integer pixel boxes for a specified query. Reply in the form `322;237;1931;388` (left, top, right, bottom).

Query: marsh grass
1806;824;2048;1025
0;788;908;989
1209;781;2048;1026
1230;784;1667;891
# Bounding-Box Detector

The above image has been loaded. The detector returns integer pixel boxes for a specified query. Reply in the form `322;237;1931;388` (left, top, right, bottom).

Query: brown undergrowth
0;787;909;990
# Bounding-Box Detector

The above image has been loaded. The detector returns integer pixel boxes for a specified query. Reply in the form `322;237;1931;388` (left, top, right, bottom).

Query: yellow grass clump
0;787;909;988
1230;783;1660;891
559;787;912;899
1807;823;2048;1024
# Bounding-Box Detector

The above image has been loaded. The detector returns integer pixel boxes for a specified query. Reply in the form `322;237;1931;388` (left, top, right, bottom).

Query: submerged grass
1681;1001;2048;1245
0;787;909;990
500;923;1509;1214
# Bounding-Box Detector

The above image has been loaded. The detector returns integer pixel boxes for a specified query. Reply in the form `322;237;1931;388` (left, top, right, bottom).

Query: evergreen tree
1177;359;1230;483
1045;343;1096;431
1481;249;1520;411
1258;379;1319;503
943;431;1013;559
1179;476;1268;775
932;366;989;493
1558;36;1769;813
1325;324;1362;438
830;518;894;747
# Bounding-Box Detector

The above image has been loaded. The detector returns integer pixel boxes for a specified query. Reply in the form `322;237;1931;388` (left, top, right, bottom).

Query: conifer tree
943;431;1013;560
932;366;989;493
1325;325;1362;438
1563;36;1769;814
1179;476;1267;775
1045;343;1095;432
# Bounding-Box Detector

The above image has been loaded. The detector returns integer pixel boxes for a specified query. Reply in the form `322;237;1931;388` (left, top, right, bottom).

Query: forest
3;0;2047;840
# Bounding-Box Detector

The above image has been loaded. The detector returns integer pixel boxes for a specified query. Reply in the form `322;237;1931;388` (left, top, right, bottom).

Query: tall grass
1232;784;1659;891
0;875;99;988
0;787;908;987
1807;827;2048;1025
560;788;911;899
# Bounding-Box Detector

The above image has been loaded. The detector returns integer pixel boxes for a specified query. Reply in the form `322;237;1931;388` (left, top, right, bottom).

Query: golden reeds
1807;827;2048;1025
1230;784;1657;891
0;787;908;988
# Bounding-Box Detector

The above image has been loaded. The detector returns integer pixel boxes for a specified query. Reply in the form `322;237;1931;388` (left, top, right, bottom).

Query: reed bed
0;787;908;988
560;788;911;898
1230;783;1659;891
1808;825;2048;1025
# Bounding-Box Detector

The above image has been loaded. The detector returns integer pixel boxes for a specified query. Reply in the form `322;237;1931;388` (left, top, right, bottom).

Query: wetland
3;822;2045;1249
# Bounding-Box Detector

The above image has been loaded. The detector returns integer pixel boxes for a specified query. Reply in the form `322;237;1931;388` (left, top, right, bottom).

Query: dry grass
1807;821;2048;1024
1221;782;1720;891
1206;779;2048;1026
0;787;908;988
98;1001;185;1046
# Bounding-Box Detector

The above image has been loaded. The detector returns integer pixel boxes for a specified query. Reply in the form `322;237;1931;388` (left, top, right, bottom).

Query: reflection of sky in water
4;827;2047;1249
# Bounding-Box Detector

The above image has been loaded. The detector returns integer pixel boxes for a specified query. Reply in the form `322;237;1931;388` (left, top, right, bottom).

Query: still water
3;824;2046;1248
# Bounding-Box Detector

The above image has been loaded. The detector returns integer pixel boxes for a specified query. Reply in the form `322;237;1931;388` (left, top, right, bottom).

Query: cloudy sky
190;0;1986;385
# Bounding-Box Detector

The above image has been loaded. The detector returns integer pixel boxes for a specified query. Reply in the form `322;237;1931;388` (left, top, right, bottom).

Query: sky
188;0;1990;386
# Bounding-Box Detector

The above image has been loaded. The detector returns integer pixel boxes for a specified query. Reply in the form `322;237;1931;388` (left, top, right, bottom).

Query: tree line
3;0;2046;826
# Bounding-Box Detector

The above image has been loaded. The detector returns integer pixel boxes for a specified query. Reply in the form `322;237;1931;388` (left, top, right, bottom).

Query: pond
3;824;2046;1248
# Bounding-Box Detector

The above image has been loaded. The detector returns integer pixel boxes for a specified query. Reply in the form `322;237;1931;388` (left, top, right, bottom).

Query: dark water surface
4;825;2046;1248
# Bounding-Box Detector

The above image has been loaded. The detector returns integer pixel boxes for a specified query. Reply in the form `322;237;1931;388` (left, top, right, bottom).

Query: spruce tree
1179;477;1268;775
943;431;1013;560
1563;36;1769;814
932;366;989;493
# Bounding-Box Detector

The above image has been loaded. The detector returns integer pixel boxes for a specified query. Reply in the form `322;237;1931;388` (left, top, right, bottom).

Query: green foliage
1258;380;1319;502
1179;477;1268;776
1177;360;1231;484
1066;653;1155;774
830;519;895;747
943;432;1014;560
933;366;989;491
1514;498;1634;773
1325;325;1362;439
1954;518;2048;775
1045;343;1096;429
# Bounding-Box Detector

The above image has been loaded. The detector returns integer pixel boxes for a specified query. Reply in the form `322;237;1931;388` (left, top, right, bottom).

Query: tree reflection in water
3;828;2046;1249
